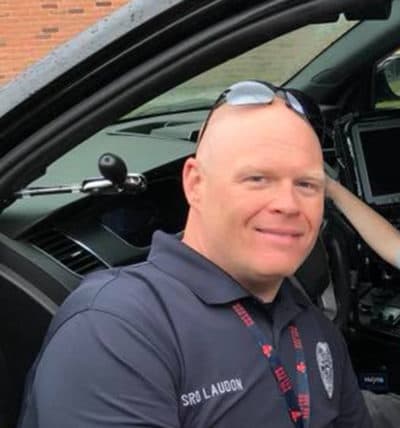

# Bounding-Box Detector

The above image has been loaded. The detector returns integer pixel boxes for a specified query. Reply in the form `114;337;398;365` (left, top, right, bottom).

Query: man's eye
299;181;314;188
246;176;267;183
297;181;321;193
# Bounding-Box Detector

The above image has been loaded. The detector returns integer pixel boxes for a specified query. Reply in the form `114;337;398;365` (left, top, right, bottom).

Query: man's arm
18;310;180;428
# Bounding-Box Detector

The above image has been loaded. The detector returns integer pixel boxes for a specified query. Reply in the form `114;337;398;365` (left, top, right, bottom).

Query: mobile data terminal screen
350;119;400;205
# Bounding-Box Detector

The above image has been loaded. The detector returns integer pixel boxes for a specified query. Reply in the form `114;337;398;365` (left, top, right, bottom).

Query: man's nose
268;182;300;216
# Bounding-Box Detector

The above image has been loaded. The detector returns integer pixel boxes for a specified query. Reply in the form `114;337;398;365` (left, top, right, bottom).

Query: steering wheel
321;202;353;329
295;200;353;330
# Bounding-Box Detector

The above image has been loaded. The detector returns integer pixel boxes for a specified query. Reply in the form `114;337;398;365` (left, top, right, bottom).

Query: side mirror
375;54;400;107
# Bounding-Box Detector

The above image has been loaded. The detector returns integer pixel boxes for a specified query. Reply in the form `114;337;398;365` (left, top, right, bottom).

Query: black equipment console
334;112;400;338
359;286;400;335
343;115;400;205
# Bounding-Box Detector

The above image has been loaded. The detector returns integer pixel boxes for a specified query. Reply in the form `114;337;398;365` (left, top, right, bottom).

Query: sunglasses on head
197;80;324;143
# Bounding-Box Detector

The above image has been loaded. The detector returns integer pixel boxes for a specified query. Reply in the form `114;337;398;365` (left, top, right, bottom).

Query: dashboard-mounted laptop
334;112;400;208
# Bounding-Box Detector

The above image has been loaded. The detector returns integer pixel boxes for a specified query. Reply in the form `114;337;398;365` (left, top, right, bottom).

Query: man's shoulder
50;260;180;334
70;261;154;303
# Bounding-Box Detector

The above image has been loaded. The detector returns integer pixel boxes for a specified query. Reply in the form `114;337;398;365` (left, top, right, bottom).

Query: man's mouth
254;227;304;243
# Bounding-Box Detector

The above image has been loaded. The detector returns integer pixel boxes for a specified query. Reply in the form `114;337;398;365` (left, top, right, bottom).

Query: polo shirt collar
273;279;311;333
148;231;248;304
148;231;311;312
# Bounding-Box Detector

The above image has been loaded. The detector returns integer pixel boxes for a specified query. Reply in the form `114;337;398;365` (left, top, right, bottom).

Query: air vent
26;229;107;276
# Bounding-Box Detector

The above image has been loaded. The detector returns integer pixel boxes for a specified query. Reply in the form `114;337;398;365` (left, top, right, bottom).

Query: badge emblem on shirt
316;342;334;399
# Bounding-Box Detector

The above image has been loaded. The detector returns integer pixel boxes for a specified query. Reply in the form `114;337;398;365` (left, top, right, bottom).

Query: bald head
195;98;322;173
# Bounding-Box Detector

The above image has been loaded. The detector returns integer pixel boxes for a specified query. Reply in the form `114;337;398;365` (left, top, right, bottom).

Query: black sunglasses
197;80;324;144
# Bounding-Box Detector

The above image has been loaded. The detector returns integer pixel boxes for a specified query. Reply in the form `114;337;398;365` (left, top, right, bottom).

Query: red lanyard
232;302;310;428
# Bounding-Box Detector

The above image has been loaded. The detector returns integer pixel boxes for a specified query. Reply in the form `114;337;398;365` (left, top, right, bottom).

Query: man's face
183;100;324;288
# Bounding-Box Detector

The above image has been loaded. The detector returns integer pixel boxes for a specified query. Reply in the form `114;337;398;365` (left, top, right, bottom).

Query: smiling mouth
255;227;303;240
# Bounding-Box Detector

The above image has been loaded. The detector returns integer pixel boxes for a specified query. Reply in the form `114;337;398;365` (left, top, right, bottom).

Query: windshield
26;17;358;190
129;16;357;119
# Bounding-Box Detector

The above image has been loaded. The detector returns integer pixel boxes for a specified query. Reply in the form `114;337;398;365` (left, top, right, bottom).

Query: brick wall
0;0;129;86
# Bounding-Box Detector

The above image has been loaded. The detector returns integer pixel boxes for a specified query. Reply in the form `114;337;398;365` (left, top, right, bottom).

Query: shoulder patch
316;341;334;399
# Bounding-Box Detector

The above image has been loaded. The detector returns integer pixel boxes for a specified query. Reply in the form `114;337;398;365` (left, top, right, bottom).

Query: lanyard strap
232;302;310;428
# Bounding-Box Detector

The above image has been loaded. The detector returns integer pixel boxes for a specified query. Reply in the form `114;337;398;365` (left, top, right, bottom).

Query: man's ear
182;157;202;207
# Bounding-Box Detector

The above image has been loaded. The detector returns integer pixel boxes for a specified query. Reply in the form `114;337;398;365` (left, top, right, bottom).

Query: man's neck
182;222;283;303
241;279;282;303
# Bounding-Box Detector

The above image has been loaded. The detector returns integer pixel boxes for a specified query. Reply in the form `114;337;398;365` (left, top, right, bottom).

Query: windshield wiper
14;153;147;199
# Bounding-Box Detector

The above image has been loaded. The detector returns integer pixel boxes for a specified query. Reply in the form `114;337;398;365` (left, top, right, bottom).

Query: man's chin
253;258;304;279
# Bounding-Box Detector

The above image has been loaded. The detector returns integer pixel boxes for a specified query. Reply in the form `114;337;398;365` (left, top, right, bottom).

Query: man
18;81;371;427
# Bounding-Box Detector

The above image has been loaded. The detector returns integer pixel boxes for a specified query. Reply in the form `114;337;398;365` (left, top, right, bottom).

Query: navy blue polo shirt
18;231;371;428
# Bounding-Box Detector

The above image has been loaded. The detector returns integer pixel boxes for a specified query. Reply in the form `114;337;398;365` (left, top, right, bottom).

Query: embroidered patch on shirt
180;378;244;407
316;342;334;399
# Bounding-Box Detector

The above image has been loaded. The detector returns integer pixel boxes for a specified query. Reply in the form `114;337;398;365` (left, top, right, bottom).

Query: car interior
0;0;400;425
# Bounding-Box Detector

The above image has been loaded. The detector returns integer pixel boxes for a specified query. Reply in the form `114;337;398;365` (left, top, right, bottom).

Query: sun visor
344;0;392;20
